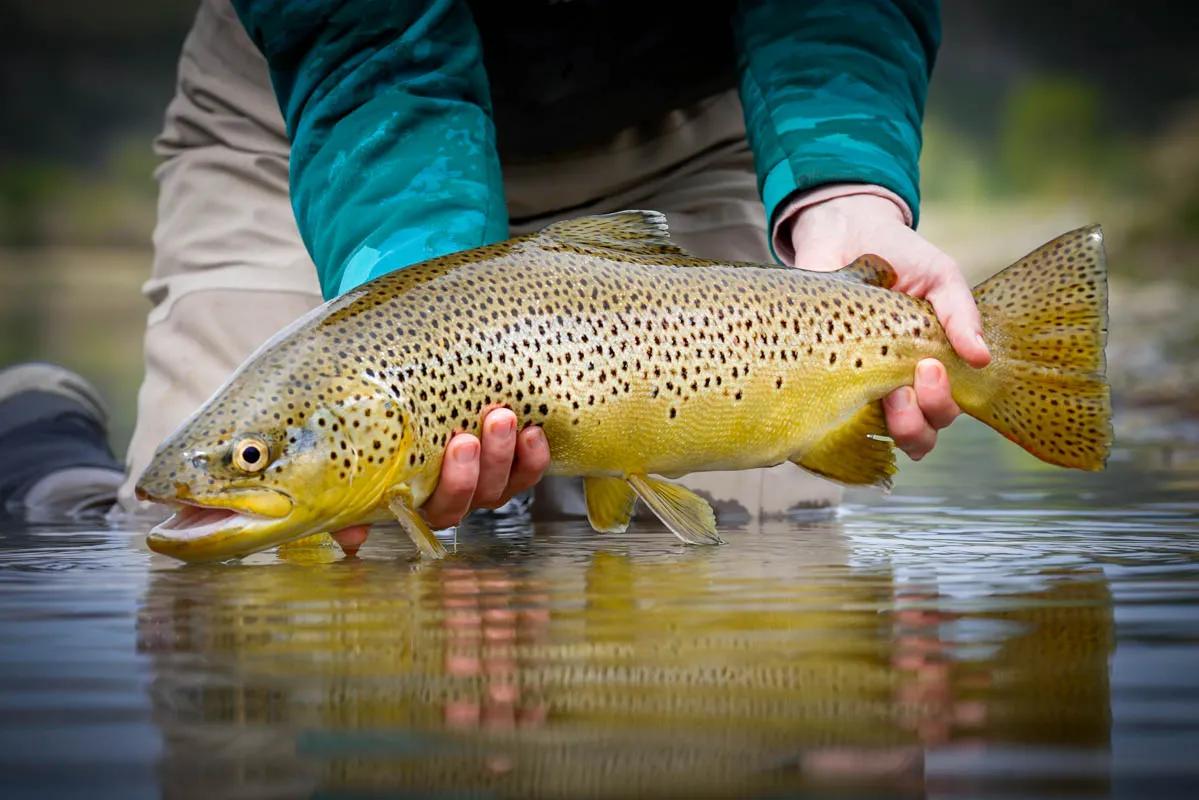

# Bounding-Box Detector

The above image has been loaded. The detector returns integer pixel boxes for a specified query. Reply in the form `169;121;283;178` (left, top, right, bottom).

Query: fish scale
137;211;1111;562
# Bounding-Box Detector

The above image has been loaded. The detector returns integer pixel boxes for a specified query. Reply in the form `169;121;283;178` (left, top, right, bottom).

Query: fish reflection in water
135;518;1114;798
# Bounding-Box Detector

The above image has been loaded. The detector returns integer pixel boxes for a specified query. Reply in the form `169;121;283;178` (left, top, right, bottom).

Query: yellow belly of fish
541;358;916;479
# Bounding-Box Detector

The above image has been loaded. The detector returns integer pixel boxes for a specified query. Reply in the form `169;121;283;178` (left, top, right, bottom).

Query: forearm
734;0;939;253
232;0;507;298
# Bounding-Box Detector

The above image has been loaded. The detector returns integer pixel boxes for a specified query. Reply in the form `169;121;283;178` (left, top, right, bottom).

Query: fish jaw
144;489;308;563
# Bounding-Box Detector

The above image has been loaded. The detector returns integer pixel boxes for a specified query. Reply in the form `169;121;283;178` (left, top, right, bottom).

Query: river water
1;420;1197;798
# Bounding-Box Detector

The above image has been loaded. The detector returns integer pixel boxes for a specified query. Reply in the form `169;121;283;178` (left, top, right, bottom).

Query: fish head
136;365;414;562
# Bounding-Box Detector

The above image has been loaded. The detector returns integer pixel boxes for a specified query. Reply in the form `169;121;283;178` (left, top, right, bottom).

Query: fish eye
232;437;270;473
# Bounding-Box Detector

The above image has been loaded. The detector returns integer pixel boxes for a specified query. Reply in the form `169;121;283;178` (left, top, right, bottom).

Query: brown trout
137;212;1110;562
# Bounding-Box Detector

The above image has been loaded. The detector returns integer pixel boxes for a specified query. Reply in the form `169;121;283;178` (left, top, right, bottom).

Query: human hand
331;407;550;554
786;192;991;460
421;408;551;529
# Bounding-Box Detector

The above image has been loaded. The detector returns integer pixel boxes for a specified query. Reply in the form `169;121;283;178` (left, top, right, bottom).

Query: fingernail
494;415;515;436
975;332;989;353
886;388;912;411
454;440;479;463
917;360;939;386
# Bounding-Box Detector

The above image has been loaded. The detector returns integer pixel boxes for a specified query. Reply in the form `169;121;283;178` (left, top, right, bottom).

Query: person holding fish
1;1;1020;546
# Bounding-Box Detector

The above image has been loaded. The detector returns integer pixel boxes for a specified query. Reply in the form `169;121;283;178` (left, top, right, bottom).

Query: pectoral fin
584;476;639;533
627;474;724;545
387;496;448;559
793;401;896;488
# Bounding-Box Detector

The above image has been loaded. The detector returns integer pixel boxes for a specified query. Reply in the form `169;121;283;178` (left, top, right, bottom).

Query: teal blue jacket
233;0;938;299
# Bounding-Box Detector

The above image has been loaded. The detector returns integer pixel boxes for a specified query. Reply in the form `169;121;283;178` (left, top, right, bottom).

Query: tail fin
957;225;1111;470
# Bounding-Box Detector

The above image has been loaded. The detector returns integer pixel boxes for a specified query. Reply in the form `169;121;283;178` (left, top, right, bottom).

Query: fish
135;211;1110;562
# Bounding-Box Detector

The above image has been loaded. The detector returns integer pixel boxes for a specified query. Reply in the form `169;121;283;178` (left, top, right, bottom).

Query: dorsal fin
828;254;898;289
538;211;690;257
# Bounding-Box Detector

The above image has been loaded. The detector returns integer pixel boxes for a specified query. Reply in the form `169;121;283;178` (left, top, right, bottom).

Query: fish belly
540;364;895;480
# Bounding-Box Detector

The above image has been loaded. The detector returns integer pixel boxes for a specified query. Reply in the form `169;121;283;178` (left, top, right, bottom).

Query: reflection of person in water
136;522;1114;797
439;565;550;734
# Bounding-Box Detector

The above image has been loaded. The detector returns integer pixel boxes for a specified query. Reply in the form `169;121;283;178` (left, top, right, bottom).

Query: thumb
886;227;991;368
925;274;992;368
791;230;852;272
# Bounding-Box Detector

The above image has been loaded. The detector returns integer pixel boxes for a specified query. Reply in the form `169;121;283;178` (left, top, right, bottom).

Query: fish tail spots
956;225;1111;471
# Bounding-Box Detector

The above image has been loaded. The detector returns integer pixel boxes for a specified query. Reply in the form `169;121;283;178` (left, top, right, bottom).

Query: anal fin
793;401;897;488
388;496;448;559
627;474;724;545
584;476;639;533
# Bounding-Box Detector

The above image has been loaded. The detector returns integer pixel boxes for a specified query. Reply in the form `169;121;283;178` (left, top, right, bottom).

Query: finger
500;426;551;503
884;387;937;460
472;409;517;508
331;524;370;557
792;234;849;272
880;229;990;369
423;434;480;529
922;261;991;369
913;359;961;430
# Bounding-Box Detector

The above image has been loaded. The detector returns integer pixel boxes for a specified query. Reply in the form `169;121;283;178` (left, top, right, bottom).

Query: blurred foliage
1139;105;1199;236
923;76;1140;203
1112;103;1199;285
917;118;990;202
999;78;1117;196
921;74;1197;288
0;138;157;246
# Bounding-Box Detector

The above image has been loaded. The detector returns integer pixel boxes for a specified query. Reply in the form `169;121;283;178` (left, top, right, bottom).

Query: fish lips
145;489;299;563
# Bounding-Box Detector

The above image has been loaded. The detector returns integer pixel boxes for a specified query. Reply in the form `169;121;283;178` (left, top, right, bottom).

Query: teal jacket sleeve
733;0;939;246
231;0;507;299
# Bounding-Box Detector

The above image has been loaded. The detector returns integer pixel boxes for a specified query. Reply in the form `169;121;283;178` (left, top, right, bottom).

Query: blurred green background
1;1;1196;456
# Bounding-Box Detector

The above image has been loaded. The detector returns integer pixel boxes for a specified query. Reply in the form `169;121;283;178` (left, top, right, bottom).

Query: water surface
2;420;1198;798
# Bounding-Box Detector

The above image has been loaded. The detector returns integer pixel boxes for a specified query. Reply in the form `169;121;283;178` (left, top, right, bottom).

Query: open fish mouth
150;502;266;541
146;493;298;563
